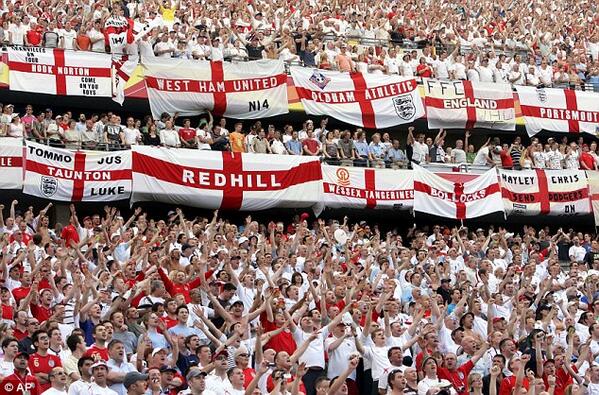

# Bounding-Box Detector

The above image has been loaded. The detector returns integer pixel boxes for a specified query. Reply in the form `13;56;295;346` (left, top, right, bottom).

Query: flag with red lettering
7;46;112;97
498;169;590;215
143;58;288;118
23;142;131;201
413;164;503;219
290;67;424;128
131;146;322;210
515;86;599;136
321;165;413;210
424;79;515;130
0;138;23;190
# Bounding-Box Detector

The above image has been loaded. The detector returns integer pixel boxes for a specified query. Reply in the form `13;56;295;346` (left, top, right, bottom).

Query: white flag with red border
143;58;288;119
515;86;599;136
131;146;322;210
588;171;599;227
0;137;23;190
322;165;413;210
424;79;515;130
7;46;112;97
290;67;424;128
499;169;590;215
23;142;131;201
413;164;503;219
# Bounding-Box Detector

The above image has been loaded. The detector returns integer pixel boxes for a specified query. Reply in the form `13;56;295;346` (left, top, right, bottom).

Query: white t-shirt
292;327;328;369
60;29;77;50
122;127;140;145
42;388;68;395
362;339;391;381
411;141;428;163
473;147;490;165
325;335;358;380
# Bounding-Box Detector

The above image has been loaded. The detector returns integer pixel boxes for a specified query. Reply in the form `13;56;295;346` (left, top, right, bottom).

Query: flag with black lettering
0;137;23;190
23;141;131;201
131;146;321;210
413;164;503;219
424;79;515;130
104;15;134;54
516;86;599;136
499;169;590;215
7;46;112;97
290;67;424;128
143;58;288;118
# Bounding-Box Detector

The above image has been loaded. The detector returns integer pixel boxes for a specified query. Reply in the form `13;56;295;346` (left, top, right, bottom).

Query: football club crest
336;167;350;187
40;176;58;198
309;70;331;90
393;95;416;120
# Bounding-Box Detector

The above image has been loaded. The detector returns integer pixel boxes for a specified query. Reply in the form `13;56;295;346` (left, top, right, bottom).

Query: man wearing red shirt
12;310;29;341
2;352;41;395
12;271;33;305
580;144;596;170
0;287;14;320
499;355;530;395
158;267;202;304
178;118;198;148
28;330;62;393
438;344;488;395
25;21;43;46
60;213;80;247
84;324;110;361
415;331;440;373
260;310;297;355
26;285;53;324
416;58;434;78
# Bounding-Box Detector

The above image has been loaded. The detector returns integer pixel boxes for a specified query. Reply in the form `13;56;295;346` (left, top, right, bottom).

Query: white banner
516;86;599;136
23;142;131;201
588;172;599;227
7;46;112;97
0;138;23;190
290;67;424;128
499;169;590;216
322;165;413;210
413;164;503;219
423;79;515;130
112;54;138;105
131;147;322;210
144;58;288;119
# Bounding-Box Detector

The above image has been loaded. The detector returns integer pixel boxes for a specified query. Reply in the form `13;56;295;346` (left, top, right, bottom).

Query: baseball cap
15;351;29;360
186;369;207;381
159;365;177;373
151;347;169;357
238;236;249;244
212;350;228;361
91;360;109;370
123;371;148;388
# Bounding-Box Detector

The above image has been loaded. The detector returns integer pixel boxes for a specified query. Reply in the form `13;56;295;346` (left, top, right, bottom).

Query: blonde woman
468;372;483;394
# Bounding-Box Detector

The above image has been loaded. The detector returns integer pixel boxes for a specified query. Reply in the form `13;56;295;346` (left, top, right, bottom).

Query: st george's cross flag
0;138;23;190
516;86;599;136
143;58;288;119
321;165;413;210
23;141;131;201
290;67;424;128
130;146;322;210
498;169;590;216
7;46;112;97
424;79;515;130
413;164;503;219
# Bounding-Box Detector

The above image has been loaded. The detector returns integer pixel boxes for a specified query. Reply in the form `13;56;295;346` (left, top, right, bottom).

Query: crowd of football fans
1;200;599;395
2;103;599;171
0;0;598;89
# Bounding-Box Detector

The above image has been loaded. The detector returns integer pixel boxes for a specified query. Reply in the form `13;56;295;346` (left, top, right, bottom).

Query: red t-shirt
301;139;320;155
30;303;52;324
438;360;474;395
243;367;256;389
13;327;28;341
12;286;30;305
61;224;80;247
84;344;109;361
580;152;595;170
161;315;178;330
1;372;41;395
1;303;13;320
499;375;529;395
178;128;197;142
500;150;513;168
417;63;433;77
26;28;42;46
260;313;297;355
29;352;62;392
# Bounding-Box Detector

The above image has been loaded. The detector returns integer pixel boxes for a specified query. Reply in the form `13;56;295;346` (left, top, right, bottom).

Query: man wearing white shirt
59;22;77;50
106;340;137;395
325;323;361;381
43;367;69;394
433;52;450;80
508;63;525;86
477;58;494;82
569;237;587;263
538;60;553;86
